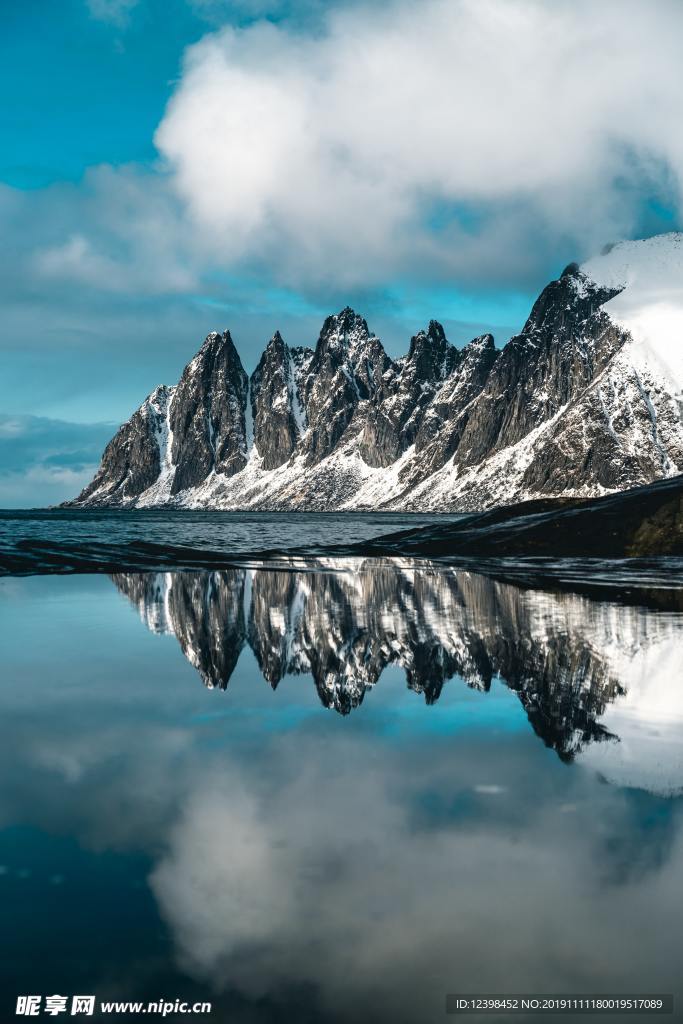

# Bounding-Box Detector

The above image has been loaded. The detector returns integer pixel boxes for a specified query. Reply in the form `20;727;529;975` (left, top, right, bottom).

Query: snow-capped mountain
111;562;683;792
70;233;683;511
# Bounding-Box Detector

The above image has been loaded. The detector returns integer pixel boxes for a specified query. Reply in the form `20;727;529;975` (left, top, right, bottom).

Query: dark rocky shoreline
342;473;683;560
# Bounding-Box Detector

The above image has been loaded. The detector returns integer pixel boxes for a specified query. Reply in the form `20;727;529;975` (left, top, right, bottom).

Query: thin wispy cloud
0;415;116;508
86;0;141;26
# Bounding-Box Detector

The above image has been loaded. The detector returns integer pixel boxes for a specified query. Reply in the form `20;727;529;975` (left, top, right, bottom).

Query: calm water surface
1;558;682;1022
0;509;463;562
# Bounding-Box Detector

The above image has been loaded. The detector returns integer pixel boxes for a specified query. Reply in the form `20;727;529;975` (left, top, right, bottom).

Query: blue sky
1;0;682;506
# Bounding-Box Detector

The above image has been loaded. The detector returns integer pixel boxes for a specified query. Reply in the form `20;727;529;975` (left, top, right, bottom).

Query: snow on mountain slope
135;386;177;506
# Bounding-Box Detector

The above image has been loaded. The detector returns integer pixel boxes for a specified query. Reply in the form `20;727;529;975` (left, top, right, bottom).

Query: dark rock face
517;327;683;496
360;320;461;468
168;570;246;688
407;320;459;381
170;330;249;494
111;560;658;760
299;307;393;466
250;332;311;470
73;385;171;506
407;333;498;480
247;568;300;686
453;268;624;470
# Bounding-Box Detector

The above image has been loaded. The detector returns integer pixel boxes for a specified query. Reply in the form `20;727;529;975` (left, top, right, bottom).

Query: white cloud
7;0;683;480
154;0;683;287
36;234;129;291
35;230;194;295
151;786;295;975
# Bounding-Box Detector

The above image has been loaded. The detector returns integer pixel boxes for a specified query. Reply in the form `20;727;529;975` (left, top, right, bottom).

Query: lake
0;513;682;1021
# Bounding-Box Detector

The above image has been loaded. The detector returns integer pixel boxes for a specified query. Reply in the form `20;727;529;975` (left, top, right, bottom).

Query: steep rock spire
250;331;311;470
169;329;249;495
299;308;393;466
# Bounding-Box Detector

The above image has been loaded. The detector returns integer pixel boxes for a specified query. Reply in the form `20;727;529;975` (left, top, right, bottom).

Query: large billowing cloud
155;0;683;287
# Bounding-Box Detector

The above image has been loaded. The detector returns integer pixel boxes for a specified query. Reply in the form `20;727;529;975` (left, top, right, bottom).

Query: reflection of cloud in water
113;560;683;794
148;733;683;1021
152;786;295;982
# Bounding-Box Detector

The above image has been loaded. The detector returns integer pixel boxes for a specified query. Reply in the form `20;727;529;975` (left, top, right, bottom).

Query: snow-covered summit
582;232;683;395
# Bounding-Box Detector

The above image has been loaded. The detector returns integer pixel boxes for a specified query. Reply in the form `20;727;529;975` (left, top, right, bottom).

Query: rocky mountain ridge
69;233;683;511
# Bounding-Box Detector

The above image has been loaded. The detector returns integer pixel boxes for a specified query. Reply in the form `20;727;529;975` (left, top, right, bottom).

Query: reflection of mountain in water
112;561;683;775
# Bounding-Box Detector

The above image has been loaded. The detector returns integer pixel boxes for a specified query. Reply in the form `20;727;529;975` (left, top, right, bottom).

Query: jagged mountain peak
183;328;244;387
519;265;620;344
249;333;305;471
317;307;373;352
330;304;368;326
406;319;459;381
180;327;245;386
407;319;445;351
167;326;249;496
409;318;447;343
199;327;236;349
261;329;288;358
463;333;495;354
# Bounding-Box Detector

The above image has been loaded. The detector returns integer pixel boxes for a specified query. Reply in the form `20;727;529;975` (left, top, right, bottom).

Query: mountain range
68;233;683;511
